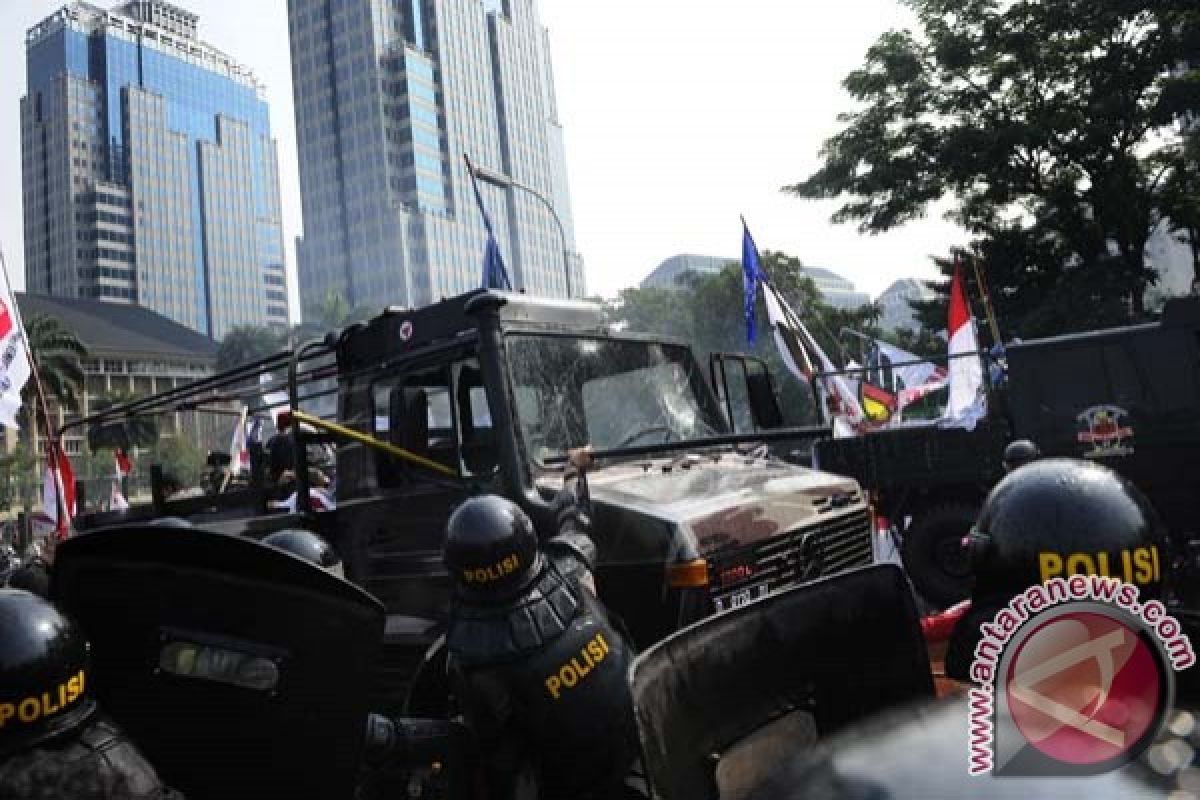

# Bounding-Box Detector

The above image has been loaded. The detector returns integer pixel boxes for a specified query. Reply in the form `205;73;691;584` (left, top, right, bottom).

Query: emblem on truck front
1075;405;1135;459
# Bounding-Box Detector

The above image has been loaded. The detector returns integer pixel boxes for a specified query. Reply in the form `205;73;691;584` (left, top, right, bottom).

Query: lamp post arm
500;177;572;298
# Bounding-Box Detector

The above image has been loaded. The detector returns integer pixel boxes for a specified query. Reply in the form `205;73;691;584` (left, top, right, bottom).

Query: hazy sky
0;0;965;313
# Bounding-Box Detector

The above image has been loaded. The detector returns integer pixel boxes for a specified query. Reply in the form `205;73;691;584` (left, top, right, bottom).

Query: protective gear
746;697;1159;799
262;528;343;578
967;458;1166;601
150;516;192;528
948;458;1167;681
446;489;638;800
444;495;541;601
0;589;97;758
0;716;184;799
1001;438;1039;471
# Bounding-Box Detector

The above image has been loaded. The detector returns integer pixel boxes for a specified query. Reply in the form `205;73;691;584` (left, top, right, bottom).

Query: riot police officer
1001;438;1039;472
443;483;639;800
0;589;182;799
946;457;1167;681
262;528;344;578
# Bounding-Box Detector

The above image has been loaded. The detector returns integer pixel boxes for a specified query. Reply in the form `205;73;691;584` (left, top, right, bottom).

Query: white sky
0;0;964;313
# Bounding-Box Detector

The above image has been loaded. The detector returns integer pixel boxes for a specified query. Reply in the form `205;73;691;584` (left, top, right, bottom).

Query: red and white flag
945;259;985;427
43;443;76;538
110;480;129;511
0;269;31;429
114;447;132;479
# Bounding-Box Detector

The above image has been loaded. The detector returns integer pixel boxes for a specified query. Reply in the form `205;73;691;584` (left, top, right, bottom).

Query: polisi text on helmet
1038;545;1160;587
463;553;521;585
0;669;86;731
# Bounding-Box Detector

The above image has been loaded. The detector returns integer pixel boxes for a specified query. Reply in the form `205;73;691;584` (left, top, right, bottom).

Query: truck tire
901;503;978;608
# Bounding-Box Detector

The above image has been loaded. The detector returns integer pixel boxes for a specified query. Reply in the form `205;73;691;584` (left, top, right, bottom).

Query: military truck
70;289;874;711
812;296;1200;606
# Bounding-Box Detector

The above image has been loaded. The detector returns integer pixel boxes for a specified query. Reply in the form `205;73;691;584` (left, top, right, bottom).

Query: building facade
875;278;934;332
287;0;582;313
640;254;872;310
21;1;289;339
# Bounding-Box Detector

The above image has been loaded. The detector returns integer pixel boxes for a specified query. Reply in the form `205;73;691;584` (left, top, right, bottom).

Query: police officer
945;457;1167;681
261;528;344;578
443;461;639;799
1001;438;1039;472
8;541;52;598
0;589;182;799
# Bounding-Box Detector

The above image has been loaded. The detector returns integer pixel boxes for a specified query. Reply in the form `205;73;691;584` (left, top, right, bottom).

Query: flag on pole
114;447;132;479
945;258;985;427
0;271;31;429
110;479;129;511
467;158;512;291
761;280;864;433
741;221;764;344
43;443;75;538
260;373;290;427
229;406;249;474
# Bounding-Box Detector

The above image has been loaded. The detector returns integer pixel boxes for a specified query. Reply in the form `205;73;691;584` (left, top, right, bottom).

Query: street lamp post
470;163;573;298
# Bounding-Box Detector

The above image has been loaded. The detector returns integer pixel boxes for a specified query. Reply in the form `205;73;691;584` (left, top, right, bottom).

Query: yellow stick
289;410;459;478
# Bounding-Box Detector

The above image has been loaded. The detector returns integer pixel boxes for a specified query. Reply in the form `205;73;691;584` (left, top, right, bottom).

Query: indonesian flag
229;407;249;474
114;447;132;479
110;479;129;511
945;259;985;427
0;273;31;429
43;443;76;538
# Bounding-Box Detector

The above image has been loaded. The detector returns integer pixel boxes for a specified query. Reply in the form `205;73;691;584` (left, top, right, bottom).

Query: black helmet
969;458;1166;600
0;590;97;757
444;495;540;600
1002;439;1040;472
262;529;343;578
151;516;192;528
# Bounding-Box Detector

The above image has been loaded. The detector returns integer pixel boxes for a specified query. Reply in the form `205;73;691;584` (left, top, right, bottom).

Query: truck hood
545;452;864;563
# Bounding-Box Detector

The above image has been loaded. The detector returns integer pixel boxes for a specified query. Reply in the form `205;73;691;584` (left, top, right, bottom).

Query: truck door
709;353;785;433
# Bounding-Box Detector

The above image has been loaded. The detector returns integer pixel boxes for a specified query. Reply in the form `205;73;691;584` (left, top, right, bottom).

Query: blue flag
741;222;763;344
468;162;513;290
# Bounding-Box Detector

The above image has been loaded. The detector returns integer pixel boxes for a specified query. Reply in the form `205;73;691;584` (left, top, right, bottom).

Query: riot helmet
968;458;1166;601
151;516;192;528
1001;439;1040;472
444;495;540;601
262;529;344;578
0;590;97;757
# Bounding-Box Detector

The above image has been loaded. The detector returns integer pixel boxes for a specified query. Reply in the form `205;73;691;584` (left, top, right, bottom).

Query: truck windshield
506;334;728;462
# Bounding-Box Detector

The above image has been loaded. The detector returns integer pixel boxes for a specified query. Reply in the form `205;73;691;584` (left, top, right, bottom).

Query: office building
875;278;934;332
287;0;582;313
640;253;872;310
21;1;289;339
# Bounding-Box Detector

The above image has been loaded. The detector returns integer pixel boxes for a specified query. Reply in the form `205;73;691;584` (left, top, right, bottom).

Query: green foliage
86;388;159;452
0;443;39;513
216;325;286;372
22;314;87;423
294;289;375;342
142;435;205;487
603;253;882;424
788;0;1200;333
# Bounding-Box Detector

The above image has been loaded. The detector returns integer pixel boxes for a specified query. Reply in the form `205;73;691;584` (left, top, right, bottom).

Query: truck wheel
901;503;977;608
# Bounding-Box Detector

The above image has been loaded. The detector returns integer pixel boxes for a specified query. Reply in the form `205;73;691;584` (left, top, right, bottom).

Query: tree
294;289;374;342
788;0;1200;334
604;253;881;424
86;388;159;453
21;314;87;425
215;325;286;372
141;435;205;487
1159;130;1200;292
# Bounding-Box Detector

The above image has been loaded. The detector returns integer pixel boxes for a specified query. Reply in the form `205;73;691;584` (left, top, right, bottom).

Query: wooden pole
966;253;1003;347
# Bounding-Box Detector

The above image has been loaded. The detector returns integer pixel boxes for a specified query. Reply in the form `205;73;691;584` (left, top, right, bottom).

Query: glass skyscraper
21;1;289;338
287;0;582;313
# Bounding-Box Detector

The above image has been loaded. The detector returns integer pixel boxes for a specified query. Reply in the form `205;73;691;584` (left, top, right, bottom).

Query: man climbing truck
70;289;875;712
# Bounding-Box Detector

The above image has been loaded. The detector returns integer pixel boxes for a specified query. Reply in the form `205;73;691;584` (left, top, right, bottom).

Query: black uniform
444;496;638;800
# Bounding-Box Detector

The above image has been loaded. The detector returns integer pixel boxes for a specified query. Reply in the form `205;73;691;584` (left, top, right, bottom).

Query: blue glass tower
287;0;583;314
21;1;289;338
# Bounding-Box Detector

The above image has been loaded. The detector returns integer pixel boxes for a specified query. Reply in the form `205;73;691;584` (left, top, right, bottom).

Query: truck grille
708;508;872;612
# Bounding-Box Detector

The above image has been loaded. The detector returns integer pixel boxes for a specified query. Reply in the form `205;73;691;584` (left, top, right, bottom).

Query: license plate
714;582;770;612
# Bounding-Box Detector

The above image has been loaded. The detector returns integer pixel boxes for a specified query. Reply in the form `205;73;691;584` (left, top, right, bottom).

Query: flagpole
965;253;1002;347
0;245;67;530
